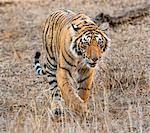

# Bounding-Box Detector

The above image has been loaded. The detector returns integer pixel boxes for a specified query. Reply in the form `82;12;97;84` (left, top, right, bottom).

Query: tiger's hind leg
45;59;65;118
34;52;64;118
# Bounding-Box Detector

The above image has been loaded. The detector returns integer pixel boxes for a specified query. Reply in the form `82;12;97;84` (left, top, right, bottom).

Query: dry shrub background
0;0;150;132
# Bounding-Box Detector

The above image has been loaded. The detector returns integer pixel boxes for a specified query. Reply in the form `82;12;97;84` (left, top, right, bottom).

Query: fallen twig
94;4;150;27
0;1;14;7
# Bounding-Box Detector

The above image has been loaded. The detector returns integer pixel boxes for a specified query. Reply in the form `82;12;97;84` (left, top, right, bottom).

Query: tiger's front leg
56;66;87;113
77;67;94;103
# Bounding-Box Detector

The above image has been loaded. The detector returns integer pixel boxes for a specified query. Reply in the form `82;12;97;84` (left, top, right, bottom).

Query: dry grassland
0;0;150;132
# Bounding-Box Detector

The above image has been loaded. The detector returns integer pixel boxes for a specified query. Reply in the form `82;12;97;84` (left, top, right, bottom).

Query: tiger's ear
99;22;110;37
71;24;81;32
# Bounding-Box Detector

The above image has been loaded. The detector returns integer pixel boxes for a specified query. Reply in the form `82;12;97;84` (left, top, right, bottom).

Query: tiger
34;9;110;117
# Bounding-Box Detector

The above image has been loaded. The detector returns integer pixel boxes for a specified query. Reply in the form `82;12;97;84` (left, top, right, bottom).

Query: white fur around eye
96;34;103;43
82;34;91;43
73;24;78;29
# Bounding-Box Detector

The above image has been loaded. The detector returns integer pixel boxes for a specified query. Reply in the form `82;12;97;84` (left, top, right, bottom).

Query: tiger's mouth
88;62;97;67
84;59;97;68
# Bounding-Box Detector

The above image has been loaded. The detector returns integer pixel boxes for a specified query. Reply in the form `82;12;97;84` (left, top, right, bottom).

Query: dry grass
0;0;150;132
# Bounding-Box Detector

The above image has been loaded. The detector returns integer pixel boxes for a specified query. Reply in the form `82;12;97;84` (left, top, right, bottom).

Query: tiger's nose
92;57;98;62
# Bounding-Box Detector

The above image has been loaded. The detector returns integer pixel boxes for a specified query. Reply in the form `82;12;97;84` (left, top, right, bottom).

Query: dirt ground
0;0;150;133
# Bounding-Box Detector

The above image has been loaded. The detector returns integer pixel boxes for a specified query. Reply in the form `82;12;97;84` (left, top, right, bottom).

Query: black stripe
102;38;108;52
35;60;39;64
72;42;77;50
55;13;64;26
52;93;61;98
50;45;53;54
46;64;57;71
62;51;76;67
71;42;82;56
36;65;41;70
53;90;61;97
103;43;107;52
59;64;73;78
49;80;57;85
45;12;59;58
50;84;58;91
54;93;60;97
81;26;97;31
78;87;90;90
44;64;47;68
37;69;41;75
46;13;63;60
78;74;91;83
47;57;57;68
83;23;95;27
64;46;74;61
49;55;56;61
49;12;60;50
76;49;82;56
42;70;46;75
72;14;82;21
76;23;95;30
74;29;96;43
47;71;56;77
72;24;81;31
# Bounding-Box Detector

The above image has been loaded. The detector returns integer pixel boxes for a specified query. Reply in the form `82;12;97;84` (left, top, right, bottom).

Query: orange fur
34;9;110;116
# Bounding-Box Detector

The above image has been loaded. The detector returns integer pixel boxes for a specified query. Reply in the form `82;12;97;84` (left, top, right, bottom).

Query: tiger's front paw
72;102;87;114
79;103;87;113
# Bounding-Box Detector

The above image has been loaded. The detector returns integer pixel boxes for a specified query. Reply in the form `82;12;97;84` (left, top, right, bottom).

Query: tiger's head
70;14;111;68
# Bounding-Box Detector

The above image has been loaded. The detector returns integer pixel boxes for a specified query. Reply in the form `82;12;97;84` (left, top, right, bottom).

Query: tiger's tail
34;51;46;75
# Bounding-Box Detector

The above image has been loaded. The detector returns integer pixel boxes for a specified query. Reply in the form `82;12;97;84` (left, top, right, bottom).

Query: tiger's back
43;10;75;58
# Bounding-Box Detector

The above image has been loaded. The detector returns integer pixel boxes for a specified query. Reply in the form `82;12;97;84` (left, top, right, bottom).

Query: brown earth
0;0;150;133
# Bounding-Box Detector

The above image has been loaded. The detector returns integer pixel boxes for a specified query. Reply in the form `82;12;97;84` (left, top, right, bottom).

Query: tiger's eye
83;41;89;46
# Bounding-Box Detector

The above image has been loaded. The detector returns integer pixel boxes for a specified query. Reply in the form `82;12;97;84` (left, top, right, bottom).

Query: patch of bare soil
0;0;150;132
